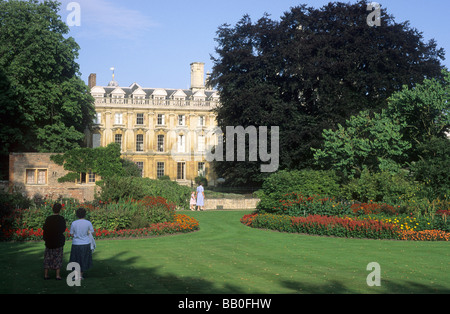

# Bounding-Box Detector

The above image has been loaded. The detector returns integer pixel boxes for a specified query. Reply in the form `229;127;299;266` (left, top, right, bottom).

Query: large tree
0;0;95;178
210;0;445;186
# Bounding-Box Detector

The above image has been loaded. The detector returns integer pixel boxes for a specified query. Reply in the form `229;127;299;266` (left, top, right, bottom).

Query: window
114;113;123;124
26;169;47;185
80;171;96;184
136;113;144;125
94;113;101;124
115;134;122;149
198;162;205;176
88;172;96;183
178;114;185;126
136;134;144;152
177;162;185;180
178;134;185;152
198;115;205;127
157;162;165;178
157;114;165;125
92;133;101;148
157;134;164;152
198;135;205;152
135;162;144;177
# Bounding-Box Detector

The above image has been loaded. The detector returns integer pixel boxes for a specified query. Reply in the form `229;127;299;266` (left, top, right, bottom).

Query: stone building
87;62;220;186
9;152;97;202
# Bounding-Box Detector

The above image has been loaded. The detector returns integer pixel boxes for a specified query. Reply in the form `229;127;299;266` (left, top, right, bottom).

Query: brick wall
9;153;97;202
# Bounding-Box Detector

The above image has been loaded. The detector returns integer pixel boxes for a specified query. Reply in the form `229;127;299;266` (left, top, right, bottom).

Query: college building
6;62;220;202
86;62;220;186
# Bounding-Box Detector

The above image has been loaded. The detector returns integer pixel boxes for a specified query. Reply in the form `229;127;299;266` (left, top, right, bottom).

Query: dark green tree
210;1;445;186
411;137;450;200
0;0;95;176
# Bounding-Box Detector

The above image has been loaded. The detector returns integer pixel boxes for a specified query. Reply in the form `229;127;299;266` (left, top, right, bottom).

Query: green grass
1;210;449;294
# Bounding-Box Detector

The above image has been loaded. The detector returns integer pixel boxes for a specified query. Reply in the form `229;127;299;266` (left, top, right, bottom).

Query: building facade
87;62;219;186
9;153;98;201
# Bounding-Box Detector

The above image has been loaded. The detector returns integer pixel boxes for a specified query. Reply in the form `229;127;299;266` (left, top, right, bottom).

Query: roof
93;83;219;100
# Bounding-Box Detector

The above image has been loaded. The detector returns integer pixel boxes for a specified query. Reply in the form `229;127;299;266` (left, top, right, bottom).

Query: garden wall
204;198;260;210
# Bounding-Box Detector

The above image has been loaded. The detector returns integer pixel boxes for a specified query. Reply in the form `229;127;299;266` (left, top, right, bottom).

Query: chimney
88;73;97;89
190;62;205;92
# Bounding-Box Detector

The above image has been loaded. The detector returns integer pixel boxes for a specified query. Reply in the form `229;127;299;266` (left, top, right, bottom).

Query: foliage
120;158;143;177
97;175;191;210
340;169;425;204
0;190;32;213
195;176;208;186
271;192;352;217
410;137;450;200
312;110;411;179
88;197;176;230
256;169;341;211
0;0;95;156
210;1;444;184
386;69;450;160
0;195;199;241
50;143;137;182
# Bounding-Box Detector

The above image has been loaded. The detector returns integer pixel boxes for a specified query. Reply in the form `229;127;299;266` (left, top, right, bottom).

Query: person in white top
69;208;94;279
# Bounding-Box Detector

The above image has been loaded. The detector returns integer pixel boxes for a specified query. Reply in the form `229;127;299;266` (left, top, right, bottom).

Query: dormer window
132;86;146;104
172;89;187;106
111;87;125;104
152;89;167;105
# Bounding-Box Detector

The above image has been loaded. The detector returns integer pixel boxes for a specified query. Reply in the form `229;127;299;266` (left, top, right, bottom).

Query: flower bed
1;214;199;242
242;212;450;241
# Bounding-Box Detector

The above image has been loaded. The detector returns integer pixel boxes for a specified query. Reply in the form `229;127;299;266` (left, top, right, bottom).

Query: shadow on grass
0;242;246;294
1;241;449;294
280;278;450;294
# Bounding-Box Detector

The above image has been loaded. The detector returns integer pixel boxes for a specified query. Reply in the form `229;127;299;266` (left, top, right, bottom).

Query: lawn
0;210;449;294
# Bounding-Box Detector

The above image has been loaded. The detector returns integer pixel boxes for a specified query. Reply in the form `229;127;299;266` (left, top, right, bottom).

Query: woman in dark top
43;203;66;280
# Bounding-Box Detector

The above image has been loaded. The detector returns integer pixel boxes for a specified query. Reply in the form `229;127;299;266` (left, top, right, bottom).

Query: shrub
256;169;341;212
87;196;176;230
341;169;424;204
97;176;191;210
273;192;352;217
411;137;450;200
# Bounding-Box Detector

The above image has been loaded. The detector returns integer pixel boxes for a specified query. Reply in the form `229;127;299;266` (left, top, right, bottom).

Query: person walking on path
69;207;94;280
43;203;66;280
196;183;205;211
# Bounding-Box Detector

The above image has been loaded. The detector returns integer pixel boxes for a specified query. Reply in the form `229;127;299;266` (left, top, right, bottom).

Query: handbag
88;231;96;252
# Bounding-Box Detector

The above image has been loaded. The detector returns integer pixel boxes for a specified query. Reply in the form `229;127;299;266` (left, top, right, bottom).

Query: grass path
1;210;449;294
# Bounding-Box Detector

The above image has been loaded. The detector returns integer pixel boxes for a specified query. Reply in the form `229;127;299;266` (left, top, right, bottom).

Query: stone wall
9;153;97;202
203;198;259;210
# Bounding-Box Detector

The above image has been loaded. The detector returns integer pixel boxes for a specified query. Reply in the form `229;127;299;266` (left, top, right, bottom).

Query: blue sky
57;0;450;89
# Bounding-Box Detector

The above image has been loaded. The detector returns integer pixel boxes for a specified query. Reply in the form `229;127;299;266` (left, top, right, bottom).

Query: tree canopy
210;0;445;186
0;0;95;178
50;143;141;183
